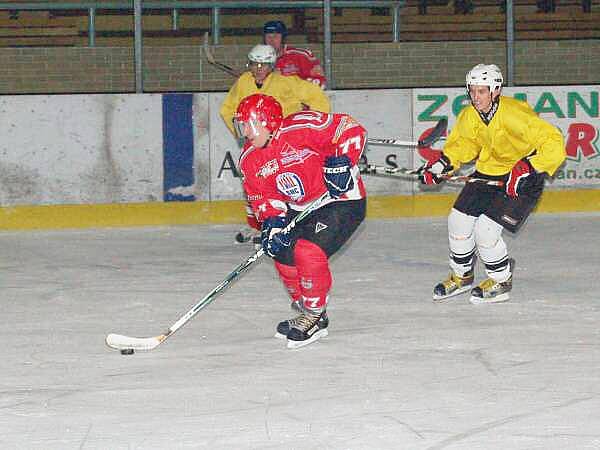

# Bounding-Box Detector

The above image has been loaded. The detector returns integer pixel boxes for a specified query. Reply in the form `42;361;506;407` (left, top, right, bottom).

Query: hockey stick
203;32;240;78
105;192;331;352
367;118;448;148
361;163;504;186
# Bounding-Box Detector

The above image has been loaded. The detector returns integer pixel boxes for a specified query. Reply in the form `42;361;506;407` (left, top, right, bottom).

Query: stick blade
106;333;163;351
418;117;448;147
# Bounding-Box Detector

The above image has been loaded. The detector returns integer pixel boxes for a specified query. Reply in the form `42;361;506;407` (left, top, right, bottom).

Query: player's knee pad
274;261;301;301
474;215;508;277
294;239;332;310
448;209;476;251
474;214;504;249
448;209;476;241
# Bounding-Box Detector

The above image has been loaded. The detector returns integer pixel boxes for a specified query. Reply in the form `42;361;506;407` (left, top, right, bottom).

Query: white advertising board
0;94;163;206
330;89;414;196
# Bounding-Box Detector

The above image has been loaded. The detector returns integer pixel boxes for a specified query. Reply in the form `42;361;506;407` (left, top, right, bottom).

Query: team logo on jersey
276;172;305;201
300;277;313;290
256;159;279;178
280;143;318;167
315;222;328;233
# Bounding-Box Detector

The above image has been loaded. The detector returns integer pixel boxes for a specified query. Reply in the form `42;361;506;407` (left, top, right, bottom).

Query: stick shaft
203;32;240;77
367;118;448;148
106;192;330;351
361;164;504;186
367;138;419;147
165;192;330;335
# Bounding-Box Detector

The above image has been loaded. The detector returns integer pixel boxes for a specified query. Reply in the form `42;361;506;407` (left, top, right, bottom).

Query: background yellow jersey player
220;44;330;135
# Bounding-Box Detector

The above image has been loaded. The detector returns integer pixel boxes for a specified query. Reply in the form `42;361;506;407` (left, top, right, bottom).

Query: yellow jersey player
220;44;330;135
418;64;566;304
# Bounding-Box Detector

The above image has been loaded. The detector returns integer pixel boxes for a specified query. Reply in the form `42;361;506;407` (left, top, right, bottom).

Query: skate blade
469;292;510;304
286;329;328;349
433;284;473;302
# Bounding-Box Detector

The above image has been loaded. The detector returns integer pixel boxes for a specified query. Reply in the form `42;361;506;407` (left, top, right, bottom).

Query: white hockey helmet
466;64;503;93
248;44;277;65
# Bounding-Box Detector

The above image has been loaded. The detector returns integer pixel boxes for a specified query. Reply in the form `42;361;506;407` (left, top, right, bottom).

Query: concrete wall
0;40;599;94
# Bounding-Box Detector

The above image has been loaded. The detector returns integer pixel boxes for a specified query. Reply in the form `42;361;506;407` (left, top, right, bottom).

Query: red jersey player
263;20;327;89
234;94;366;349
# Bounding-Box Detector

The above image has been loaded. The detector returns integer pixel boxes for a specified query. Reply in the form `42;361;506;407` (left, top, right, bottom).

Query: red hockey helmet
233;94;283;139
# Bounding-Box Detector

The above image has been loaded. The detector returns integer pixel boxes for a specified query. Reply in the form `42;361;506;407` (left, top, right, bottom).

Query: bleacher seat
0;2;598;47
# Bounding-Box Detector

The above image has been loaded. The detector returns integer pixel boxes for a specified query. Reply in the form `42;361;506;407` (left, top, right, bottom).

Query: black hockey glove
261;216;291;258
323;155;354;198
417;154;452;185
506;157;539;198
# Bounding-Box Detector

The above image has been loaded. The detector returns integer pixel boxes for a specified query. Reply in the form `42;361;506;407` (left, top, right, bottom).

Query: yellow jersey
220;71;331;134
443;96;566;176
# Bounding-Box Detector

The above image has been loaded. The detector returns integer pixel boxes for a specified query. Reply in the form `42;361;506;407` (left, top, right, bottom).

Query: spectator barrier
0;86;598;229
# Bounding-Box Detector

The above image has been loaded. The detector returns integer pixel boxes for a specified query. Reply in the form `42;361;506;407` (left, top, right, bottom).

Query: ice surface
2;212;600;449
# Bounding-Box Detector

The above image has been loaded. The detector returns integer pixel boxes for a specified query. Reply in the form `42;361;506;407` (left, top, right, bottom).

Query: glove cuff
428;154;452;175
323;165;350;174
522;157;535;173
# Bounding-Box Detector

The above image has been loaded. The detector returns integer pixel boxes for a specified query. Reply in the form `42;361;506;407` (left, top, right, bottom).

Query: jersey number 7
338;136;362;155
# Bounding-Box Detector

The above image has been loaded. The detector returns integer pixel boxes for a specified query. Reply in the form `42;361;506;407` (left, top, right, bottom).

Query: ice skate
433;270;474;302
275;310;329;344
469;259;514;304
274;309;328;339
272;303;306;339
286;309;329;349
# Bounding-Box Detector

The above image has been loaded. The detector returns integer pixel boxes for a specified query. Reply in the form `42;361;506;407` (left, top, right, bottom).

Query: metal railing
0;1;525;89
0;1;405;91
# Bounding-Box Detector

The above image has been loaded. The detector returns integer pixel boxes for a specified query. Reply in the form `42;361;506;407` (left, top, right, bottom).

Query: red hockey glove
417;154;452;185
506;158;538;198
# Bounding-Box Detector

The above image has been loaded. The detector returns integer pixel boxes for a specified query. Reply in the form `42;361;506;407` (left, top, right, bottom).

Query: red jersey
275;45;327;89
240;111;367;222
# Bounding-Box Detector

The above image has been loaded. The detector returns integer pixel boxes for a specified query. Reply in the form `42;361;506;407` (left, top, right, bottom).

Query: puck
120;348;135;355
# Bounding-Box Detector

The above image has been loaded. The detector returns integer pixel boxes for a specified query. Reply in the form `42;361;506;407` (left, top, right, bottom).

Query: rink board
1;188;599;230
0;86;599;229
